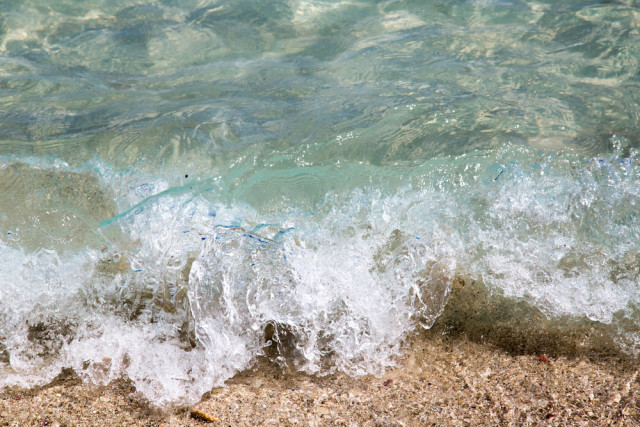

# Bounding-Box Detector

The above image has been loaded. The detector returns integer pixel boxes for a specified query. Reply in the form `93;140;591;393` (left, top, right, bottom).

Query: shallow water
1;0;640;406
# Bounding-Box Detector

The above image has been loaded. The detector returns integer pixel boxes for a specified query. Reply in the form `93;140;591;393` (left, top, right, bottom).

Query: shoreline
1;335;639;425
2;277;639;425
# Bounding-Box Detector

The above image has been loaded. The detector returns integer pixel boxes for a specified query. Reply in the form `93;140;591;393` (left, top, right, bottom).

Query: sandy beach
1;335;638;426
1;278;639;426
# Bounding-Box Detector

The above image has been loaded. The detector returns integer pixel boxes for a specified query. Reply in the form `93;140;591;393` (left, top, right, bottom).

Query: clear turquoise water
1;0;640;406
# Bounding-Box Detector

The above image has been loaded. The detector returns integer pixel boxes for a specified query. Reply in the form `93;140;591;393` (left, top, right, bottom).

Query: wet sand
1;335;638;426
2;278;639;425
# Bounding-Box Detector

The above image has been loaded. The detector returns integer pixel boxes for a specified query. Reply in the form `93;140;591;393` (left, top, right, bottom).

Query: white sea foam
1;148;640;406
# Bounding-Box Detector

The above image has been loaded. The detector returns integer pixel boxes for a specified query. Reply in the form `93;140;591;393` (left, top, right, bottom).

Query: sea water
1;0;640;406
